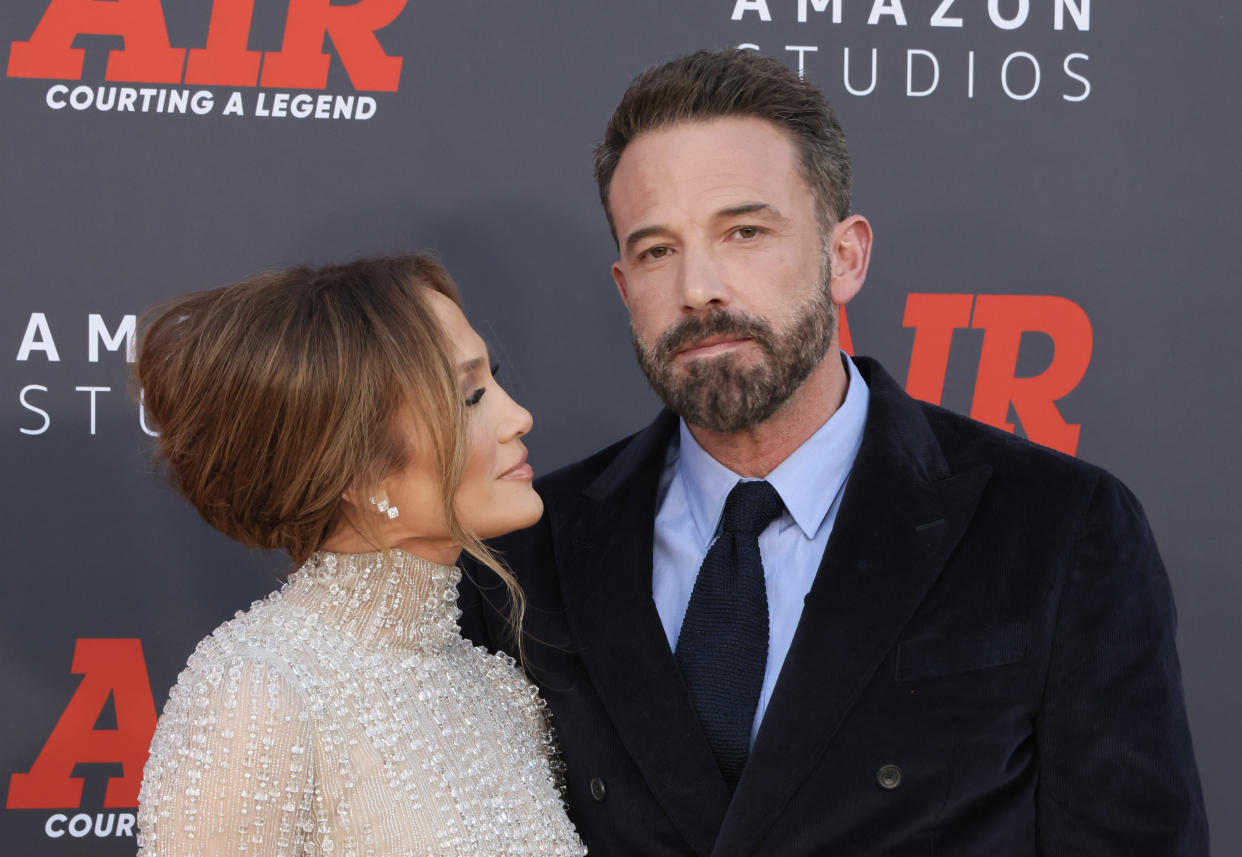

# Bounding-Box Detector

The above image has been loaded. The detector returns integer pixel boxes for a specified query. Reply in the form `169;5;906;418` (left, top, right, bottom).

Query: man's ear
828;214;873;307
612;261;630;307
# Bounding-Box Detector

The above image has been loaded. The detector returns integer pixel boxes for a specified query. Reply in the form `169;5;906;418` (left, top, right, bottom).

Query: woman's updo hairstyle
137;255;474;566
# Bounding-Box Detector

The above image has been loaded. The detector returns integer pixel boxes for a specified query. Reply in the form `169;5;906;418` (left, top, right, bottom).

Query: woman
134;256;586;856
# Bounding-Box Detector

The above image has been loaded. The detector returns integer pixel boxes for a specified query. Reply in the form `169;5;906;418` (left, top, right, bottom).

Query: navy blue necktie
675;479;784;790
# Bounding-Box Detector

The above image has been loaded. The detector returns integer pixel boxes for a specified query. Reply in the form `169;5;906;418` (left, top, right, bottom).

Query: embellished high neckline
279;549;463;650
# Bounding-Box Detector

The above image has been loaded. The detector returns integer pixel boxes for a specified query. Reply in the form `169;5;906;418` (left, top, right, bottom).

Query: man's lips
674;335;754;358
497;449;533;480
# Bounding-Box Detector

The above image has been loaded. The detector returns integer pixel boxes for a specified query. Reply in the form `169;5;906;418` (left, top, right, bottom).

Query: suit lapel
556;411;731;857
713;359;993;857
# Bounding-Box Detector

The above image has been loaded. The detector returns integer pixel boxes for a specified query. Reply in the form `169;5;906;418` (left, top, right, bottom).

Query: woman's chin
472;491;544;541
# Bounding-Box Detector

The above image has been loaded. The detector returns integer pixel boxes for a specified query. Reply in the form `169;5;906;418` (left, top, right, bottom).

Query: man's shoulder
532;412;674;505
915;395;1120;503
533;429;644;502
855;355;1116;498
874;396;1158;565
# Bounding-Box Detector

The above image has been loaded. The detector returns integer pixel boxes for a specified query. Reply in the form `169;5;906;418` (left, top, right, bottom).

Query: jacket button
589;776;607;803
876;764;903;790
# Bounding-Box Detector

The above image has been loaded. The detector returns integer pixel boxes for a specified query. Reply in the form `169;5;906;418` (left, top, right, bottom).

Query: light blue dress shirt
652;353;870;744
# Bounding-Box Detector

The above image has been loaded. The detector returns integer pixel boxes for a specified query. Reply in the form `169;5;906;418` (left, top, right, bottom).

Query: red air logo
841;293;1092;456
8;0;408;91
7;639;157;839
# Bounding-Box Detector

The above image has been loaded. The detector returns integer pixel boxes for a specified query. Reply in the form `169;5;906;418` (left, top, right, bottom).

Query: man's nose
676;248;729;311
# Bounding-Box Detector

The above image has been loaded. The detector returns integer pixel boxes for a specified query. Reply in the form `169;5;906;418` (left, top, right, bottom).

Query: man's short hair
593;49;852;243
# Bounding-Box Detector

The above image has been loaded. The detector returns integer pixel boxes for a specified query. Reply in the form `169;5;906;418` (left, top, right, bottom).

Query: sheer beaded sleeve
138;654;314;857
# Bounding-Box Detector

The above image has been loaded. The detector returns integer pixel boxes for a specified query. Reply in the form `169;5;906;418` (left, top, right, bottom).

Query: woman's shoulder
139;597;322;852
158;592;323;714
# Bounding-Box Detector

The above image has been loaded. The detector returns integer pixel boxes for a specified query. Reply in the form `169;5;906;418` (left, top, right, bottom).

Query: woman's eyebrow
458;356;487;377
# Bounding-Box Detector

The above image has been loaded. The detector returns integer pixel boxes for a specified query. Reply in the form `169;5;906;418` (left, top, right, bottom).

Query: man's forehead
617;116;797;175
609;117;806;228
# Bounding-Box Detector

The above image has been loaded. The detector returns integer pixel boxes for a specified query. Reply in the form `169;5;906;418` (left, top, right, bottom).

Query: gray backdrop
3;1;1238;853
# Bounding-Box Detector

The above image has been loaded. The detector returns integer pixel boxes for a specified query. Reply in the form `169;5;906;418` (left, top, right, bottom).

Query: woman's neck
320;527;462;566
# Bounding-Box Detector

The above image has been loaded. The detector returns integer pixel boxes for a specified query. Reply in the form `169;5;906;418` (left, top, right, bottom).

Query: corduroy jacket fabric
458;356;1208;857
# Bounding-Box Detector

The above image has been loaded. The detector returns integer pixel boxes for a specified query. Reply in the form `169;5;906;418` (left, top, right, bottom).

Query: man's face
608;116;837;432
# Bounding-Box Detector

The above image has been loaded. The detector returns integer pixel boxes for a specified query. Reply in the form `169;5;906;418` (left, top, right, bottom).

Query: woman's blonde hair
135;255;524;640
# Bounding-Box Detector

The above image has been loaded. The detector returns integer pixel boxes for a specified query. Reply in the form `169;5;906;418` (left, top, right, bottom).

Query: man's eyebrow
623;224;671;254
715;202;784;220
622;203;788;253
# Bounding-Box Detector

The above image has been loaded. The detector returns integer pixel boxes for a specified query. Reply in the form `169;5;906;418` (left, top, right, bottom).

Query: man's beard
631;278;836;433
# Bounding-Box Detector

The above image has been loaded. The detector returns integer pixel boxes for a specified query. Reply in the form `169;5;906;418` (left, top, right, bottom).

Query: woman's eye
464;387;486;407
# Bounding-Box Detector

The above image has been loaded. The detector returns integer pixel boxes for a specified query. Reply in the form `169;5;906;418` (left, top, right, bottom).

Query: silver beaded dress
137;549;586;856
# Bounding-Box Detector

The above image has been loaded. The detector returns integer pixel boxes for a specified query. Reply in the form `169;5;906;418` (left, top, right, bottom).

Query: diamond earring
369;496;400;519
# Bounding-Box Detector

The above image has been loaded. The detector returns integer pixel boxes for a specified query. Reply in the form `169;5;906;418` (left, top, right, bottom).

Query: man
459;49;1207;856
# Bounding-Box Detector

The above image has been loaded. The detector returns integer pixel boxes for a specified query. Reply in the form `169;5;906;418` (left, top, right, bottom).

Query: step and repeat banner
2;2;1238;854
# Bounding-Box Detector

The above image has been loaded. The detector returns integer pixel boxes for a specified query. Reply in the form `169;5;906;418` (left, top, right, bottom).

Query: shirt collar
676;353;871;544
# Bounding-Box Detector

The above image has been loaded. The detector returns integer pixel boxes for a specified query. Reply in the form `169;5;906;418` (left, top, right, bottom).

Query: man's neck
686;351;849;478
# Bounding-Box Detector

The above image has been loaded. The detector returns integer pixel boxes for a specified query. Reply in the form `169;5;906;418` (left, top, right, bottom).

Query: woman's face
378;290;542;562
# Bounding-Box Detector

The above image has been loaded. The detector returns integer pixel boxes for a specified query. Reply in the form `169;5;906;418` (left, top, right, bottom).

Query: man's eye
734;225;760;239
642;245;670;260
464;388;486;407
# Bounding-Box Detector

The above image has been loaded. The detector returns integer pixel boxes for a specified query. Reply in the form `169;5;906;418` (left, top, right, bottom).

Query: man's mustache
654;310;775;360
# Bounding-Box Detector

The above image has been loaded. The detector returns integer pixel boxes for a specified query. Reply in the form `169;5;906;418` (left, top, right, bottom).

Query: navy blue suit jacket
458;357;1207;856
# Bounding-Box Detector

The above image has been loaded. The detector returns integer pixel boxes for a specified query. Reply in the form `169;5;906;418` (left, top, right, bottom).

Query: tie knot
720;480;784;535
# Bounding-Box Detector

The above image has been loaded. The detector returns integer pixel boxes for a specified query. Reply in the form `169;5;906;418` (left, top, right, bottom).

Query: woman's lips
498;450;533;480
